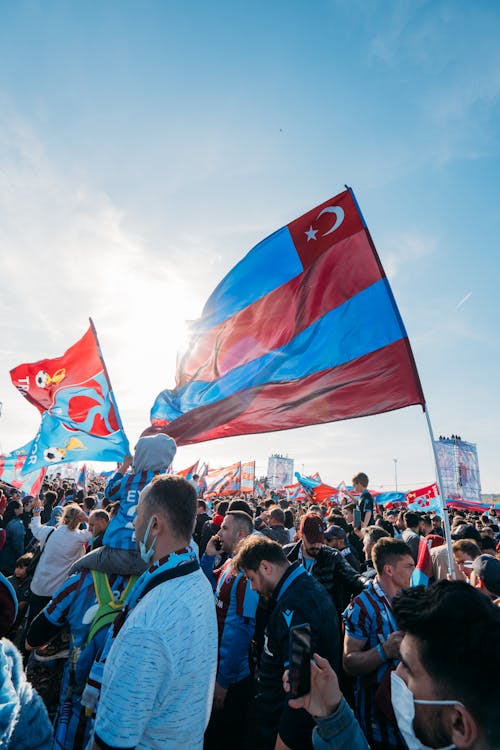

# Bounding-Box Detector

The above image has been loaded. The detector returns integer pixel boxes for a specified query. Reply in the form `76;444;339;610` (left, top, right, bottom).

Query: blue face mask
139;516;157;564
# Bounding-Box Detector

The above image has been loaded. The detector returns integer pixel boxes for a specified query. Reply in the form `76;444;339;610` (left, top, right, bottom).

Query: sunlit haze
0;1;499;493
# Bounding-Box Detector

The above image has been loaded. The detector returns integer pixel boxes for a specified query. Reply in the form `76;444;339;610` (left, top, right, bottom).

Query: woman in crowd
27;502;91;624
0;499;26;575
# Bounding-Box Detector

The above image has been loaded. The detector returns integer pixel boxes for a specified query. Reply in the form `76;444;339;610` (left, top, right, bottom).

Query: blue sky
0;0;498;492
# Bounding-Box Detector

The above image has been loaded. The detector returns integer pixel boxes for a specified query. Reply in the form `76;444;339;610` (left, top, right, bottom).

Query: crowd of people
0;439;499;750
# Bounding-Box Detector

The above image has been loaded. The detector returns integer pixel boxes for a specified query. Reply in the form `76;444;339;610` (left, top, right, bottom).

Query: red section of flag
312;484;338;504
415;536;433;581
176;461;199;479
177;230;382;388
161;339;424;445
405;483;439;504
10;327;102;413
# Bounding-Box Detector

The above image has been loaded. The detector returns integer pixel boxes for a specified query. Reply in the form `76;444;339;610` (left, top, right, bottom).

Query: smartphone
353;508;361;529
213;536;222;551
289;623;312;699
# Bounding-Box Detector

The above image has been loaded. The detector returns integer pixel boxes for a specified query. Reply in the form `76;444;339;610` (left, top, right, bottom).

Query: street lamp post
393;458;398;492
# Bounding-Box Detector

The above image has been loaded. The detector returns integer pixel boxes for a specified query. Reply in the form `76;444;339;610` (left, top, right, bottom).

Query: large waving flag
150;187;425;444
0;445;46;497
11;321;129;471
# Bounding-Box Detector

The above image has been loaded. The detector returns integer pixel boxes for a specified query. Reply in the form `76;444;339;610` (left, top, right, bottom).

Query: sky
0;0;499;492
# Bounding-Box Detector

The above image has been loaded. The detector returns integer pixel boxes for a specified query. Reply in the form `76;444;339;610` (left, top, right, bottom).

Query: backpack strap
87;571;138;644
112;559;200;638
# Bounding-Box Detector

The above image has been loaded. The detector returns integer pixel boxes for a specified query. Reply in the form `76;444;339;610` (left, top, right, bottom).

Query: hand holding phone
289;623;312;699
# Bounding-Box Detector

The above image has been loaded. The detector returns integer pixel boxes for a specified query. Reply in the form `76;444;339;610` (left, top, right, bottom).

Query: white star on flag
305;225;318;241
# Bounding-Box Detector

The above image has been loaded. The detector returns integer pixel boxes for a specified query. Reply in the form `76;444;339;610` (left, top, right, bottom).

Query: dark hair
375;518;395;537
233;535;287;572
352;472;368;487
197;500;207;512
83;495;96;511
228;499;253;517
225;510;254;536
284;509;294;529
2;500;23;527
393;581;500;746
480;536;497;553
327;513;349;532
372;537;413;576
404;511;420;529
16;552;34;568
269;506;285;525
43;490;57;507
142;475;197;540
215;500;229;516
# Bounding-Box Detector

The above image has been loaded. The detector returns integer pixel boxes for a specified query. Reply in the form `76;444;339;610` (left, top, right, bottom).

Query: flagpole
424;408;455;580
88;317;129;448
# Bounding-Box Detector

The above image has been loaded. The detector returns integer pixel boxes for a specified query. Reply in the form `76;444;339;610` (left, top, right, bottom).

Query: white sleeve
29;516;53;544
94;627;172;748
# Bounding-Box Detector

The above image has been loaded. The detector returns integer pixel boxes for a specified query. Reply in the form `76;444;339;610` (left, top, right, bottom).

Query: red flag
11;327;104;414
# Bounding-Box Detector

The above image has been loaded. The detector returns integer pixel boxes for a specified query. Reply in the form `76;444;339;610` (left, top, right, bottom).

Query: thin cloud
456;292;472;310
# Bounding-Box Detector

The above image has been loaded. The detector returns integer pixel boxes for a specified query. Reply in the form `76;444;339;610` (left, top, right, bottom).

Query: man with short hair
343;537;414;750
360;525;391;578
193;499;211;548
431;523;481;581
452;539;481;580
91;475;217;750
401;511;421;563
87;510;109;551
233;535;339;750
285;581;500;750
324;525;361;572
470;554;500;603
261;506;291;546
284;514;365;619
201;510;259;750
392;580;500;749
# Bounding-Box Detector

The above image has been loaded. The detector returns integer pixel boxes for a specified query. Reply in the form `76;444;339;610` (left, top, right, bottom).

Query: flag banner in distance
0;446;46;497
150;188;425;444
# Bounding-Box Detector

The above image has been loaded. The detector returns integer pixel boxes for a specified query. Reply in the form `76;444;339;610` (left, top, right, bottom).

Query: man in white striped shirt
91;475;217;750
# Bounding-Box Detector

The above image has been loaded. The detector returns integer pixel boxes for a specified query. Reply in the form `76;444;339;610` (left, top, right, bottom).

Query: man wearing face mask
91;475;218;750
391;580;500;750
284;580;500;750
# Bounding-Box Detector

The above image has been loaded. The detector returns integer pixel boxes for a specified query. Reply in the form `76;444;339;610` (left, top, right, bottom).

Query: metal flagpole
424;408;455;580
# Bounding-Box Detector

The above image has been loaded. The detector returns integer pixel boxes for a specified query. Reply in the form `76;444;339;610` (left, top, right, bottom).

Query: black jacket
253;562;340;750
283;540;365;617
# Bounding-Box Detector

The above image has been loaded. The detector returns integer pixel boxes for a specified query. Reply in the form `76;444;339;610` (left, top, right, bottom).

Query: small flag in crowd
150;187;425;444
411;536;433;587
0;445;46;497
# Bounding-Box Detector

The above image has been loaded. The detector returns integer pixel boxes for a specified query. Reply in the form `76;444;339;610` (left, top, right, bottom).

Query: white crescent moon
317;206;345;236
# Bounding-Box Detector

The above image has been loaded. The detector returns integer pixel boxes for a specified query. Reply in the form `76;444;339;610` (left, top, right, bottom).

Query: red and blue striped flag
151;188;425;444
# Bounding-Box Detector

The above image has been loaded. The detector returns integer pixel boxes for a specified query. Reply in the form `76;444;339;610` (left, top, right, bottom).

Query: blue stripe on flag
158;278;407;420
200;227;302;330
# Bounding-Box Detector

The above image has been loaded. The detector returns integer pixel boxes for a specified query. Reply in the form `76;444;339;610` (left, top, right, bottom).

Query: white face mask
391;672;464;750
139;516;157;564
